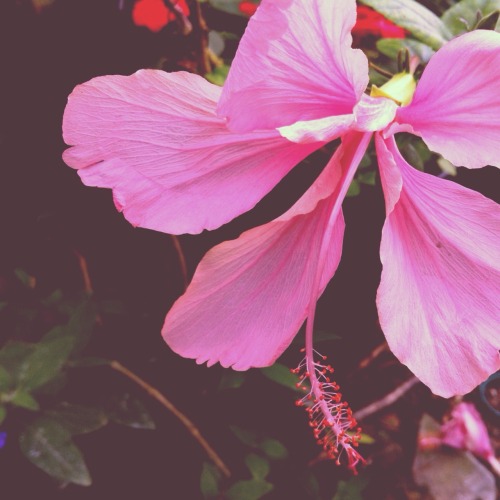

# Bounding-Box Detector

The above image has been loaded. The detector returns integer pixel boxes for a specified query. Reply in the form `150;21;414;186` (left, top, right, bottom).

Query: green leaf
20;418;91;486
227;479;274;500
358;433;376;445
35;372;68;396
411;137;432;163
14;268;35;288
311;330;342;343
475;9;500;29
299;472;321;499
245;454;270;480
359;0;452;49
333;474;370;500
41;289;64;307
259;439;288;460
441;0;500;35
63;298;98;356
358;153;373;170
14;299;98;393
200;462;221;499
230;426;259;447
376;38;435;63
218;371;246;391
108;393;155;430
45;299;98;357
400;141;425;171
0;364;11;391
10;390;40;411
0;342;35;387
376;38;401;58
47;403;108;435
357;171;377;186
0;405;6;425
208;0;247;16
205;64;230;86
260;364;301;393
369;67;390;87
346;179;361;197
19;335;74;392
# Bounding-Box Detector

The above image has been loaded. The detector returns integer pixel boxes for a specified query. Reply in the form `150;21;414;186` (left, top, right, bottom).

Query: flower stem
354;376;419;421
163;0;193;35
110;360;231;479
189;0;211;74
170;235;188;291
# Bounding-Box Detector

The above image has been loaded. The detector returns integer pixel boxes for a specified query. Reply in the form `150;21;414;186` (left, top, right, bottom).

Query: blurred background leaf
19;418;92;486
360;0;453;48
441;0;500;35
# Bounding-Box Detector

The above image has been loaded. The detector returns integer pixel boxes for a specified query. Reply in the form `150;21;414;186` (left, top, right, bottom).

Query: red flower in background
237;3;403;32
354;5;405;39
132;0;189;32
238;1;258;16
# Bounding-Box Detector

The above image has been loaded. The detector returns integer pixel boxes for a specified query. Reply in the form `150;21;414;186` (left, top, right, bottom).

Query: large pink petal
63;70;319;235
396;30;500;168
163;132;371;369
376;135;500;397
217;0;368;132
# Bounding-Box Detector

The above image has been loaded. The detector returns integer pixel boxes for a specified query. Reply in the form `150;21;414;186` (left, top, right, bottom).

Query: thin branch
163;0;193;35
190;0;211;74
110;360;231;479
74;249;93;294
354;376;420;422
170;235;188;291
357;342;388;371
369;61;393;79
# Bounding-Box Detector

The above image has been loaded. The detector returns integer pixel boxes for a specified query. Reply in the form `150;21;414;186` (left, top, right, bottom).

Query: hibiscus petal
376;135;500;397
353;94;398;132
396;30;500;168
217;0;368;132
163;132;371;369
278;114;354;144
63;70;319;235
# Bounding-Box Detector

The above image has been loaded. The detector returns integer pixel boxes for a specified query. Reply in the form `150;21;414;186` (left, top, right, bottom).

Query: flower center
370;72;416;106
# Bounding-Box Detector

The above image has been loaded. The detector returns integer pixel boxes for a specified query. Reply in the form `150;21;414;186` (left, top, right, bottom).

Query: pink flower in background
441;403;498;467
418;401;500;475
62;0;500;468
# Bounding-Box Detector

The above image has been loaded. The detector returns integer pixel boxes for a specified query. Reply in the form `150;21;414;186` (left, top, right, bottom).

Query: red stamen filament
293;350;365;471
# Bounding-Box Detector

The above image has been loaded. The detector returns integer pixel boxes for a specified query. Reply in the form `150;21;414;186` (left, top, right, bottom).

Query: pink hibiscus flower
62;0;500;469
